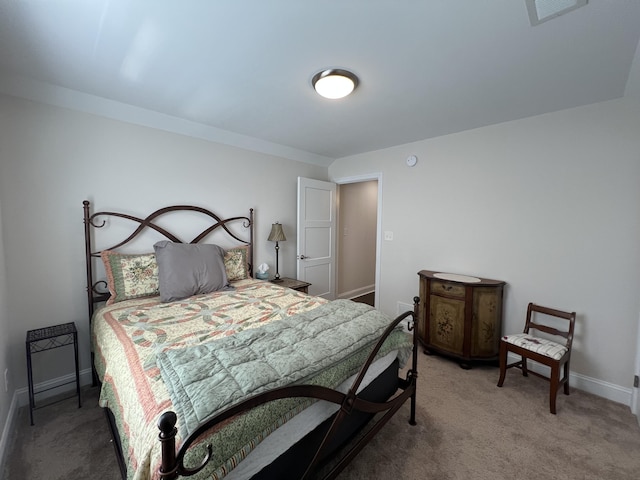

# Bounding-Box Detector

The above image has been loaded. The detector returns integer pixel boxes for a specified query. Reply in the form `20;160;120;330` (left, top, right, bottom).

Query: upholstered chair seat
501;333;568;361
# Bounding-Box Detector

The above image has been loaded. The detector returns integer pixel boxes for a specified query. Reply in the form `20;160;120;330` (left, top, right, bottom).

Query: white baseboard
506;353;633;407
337;285;375;301
0;390;18;476
13;367;94;408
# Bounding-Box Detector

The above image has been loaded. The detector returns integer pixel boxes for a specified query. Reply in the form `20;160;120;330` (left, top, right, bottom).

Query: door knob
298;255;307;260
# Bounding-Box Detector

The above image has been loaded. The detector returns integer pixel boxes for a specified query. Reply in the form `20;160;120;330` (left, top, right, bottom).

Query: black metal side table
26;322;81;425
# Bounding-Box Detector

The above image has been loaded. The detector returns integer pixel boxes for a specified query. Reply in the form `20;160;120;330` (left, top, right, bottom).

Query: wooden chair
497;303;576;414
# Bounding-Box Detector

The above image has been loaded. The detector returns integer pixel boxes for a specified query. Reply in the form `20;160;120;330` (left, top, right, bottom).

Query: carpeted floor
3;386;119;479
4;353;640;479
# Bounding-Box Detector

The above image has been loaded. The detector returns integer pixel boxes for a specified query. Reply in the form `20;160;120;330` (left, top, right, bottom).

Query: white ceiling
1;1;639;166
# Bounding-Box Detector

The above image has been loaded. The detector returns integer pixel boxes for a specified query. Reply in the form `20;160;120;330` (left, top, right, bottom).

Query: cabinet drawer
431;280;466;298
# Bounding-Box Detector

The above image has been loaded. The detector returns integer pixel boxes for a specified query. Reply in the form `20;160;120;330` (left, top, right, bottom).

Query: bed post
249;208;254;277
409;295;420;425
158;412;178;480
83;200;100;387
83;200;94;321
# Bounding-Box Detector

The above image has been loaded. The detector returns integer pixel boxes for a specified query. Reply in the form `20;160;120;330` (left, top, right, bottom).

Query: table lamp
267;222;286;281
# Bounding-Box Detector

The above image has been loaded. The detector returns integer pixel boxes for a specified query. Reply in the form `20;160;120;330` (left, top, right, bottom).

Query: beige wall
337;181;377;298
0;94;328;442
329;98;640;396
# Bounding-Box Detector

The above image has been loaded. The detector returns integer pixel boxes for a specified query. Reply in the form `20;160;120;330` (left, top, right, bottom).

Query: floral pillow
224;246;250;281
101;251;159;305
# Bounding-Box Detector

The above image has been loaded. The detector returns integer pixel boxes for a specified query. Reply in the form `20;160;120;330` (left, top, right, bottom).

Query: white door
297;177;336;299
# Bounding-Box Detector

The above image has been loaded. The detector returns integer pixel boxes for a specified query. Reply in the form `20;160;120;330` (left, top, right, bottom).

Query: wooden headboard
83;200;254;321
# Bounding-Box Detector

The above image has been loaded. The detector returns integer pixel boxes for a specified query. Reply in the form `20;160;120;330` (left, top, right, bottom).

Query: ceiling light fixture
312;69;359;99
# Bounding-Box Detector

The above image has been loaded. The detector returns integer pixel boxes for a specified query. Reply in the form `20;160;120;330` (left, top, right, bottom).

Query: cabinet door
429;295;465;355
471;287;502;357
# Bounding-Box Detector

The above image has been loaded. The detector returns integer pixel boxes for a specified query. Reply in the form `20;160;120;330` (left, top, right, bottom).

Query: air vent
525;0;588;26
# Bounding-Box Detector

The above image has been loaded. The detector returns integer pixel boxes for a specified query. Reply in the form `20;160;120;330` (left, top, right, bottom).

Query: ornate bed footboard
157;297;420;480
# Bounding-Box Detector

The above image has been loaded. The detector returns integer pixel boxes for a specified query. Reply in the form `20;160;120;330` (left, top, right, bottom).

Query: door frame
331;172;383;307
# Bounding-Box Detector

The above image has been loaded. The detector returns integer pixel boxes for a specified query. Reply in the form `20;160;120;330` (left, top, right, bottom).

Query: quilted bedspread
92;279;410;480
158;299;411;437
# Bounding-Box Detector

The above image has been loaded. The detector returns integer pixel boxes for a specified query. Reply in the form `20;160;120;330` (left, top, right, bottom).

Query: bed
83;200;419;480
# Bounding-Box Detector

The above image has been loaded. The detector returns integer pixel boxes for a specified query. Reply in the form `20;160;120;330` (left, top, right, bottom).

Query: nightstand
271;277;311;294
26;322;81;425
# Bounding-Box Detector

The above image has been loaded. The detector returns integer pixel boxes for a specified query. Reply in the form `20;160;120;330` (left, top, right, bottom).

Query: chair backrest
523;303;576;350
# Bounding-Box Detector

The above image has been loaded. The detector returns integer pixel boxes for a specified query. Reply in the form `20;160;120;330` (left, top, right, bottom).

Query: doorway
334;173;382;307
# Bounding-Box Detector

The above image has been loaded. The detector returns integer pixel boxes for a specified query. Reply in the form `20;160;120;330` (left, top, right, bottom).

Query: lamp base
271;277;284;283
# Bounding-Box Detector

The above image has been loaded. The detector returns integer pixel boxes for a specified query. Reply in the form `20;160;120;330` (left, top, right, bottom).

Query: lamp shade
268;223;286;242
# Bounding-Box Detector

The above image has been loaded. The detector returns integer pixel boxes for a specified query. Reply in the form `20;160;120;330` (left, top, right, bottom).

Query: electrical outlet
4;369;8;393
397;302;413;333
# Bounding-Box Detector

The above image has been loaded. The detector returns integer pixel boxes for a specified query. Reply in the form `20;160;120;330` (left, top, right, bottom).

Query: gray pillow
153;241;233;302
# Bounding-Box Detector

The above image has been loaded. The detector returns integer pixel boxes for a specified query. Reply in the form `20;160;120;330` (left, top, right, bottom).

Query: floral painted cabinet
418;270;505;368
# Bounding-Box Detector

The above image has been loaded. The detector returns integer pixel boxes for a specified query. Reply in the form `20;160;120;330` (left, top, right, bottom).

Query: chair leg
563;361;570;395
521;356;528;377
549;363;560;414
497;341;507;387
